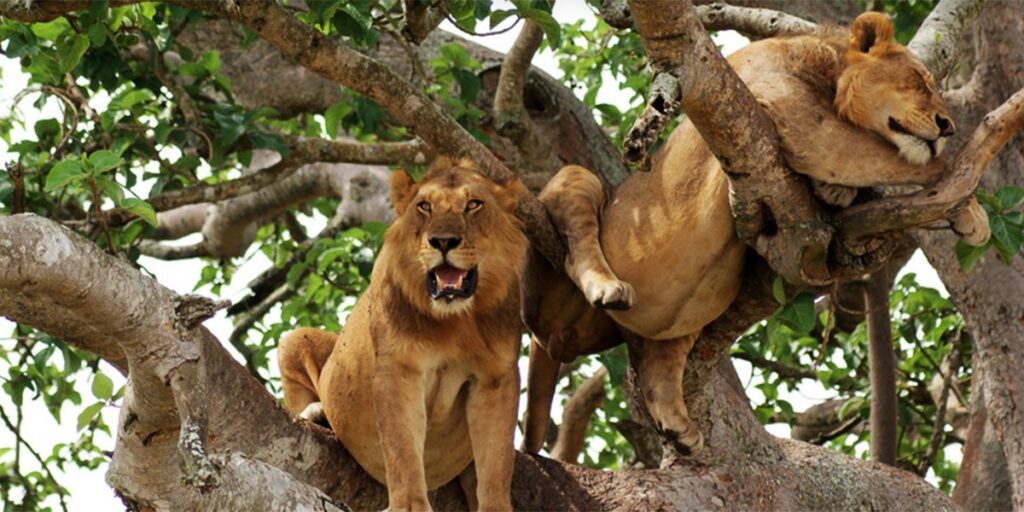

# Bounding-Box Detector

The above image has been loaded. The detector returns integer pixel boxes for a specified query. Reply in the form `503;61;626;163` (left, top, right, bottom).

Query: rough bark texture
914;2;1024;509
0;214;960;510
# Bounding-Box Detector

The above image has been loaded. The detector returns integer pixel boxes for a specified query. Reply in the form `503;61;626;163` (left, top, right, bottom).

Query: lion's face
386;158;527;317
836;12;956;165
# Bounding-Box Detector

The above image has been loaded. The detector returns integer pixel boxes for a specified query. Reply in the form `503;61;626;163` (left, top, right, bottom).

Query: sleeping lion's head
835;12;955;165
386;157;528;317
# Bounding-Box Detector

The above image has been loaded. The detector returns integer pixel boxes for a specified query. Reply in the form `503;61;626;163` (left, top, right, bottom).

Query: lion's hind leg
539;165;635;309
277;327;337;426
636;334;704;456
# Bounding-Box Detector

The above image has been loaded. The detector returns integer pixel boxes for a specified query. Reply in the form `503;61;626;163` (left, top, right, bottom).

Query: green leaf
123;198;158;227
95;175;124;205
44;159;85;191
87;149;124;174
776;292;816;334
87;22;107;47
956;238;989;273
518;7;560;48
598;347;628;385
110;89;155;111
247;132;290;158
92;372;113;399
317;246;350;273
837;396;865;421
58;34;90;74
990;215;1023;264
995;186;1024;210
77;402;105;431
440;43;471;68
452;68;481;103
772;276;786;305
324;102;351;140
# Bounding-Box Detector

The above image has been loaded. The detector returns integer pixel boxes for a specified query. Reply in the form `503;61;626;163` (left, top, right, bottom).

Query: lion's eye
466;200;483;212
417;201;431;214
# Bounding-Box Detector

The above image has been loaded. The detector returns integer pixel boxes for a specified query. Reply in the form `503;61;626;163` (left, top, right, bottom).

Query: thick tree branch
0;214;961;510
627;0;832;286
493;21;545;140
907;0;989;80
696;3;817;38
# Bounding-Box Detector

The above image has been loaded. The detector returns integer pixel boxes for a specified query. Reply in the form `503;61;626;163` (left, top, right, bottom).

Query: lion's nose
429;236;462;253
936;114;955;137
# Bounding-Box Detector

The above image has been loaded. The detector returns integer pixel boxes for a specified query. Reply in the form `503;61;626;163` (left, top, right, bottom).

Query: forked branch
836;87;1024;244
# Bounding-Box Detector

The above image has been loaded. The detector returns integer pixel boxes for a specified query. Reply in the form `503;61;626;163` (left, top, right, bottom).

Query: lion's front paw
812;180;858;207
580;271;636;310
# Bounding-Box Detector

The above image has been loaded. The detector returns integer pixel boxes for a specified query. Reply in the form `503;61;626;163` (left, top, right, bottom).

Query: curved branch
550;367;607;464
836;86;1024;244
146;138;428;213
493;20;546;140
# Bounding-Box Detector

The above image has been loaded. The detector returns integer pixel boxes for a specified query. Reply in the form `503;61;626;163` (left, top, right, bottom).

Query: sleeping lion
278;158;527;511
522;12;987;456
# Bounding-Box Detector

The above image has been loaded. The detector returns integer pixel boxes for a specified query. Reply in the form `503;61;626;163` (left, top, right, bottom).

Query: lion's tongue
435;265;468;290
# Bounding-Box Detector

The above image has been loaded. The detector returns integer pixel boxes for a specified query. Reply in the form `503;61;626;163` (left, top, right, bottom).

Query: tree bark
0;214;959;510
915;1;1024;508
865;271;897;466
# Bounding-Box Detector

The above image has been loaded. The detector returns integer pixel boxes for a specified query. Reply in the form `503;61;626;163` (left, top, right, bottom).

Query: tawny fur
278;159;528;512
523;13;988;456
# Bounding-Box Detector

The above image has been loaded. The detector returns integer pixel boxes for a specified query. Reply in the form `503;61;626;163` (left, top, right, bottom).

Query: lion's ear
390;170;417;215
849;12;895;54
494;179;526;214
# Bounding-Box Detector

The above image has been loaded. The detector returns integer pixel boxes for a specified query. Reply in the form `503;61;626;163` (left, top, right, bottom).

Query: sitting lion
522;12;988;456
278;158;528;511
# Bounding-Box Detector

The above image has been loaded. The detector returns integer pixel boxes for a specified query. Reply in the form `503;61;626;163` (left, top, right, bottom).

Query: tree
1;0;1023;510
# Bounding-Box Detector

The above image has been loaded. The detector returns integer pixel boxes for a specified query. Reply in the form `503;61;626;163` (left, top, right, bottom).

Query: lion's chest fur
317;272;521;488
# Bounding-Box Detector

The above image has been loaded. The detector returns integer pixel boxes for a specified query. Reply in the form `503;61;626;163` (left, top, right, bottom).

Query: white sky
0;2;954;509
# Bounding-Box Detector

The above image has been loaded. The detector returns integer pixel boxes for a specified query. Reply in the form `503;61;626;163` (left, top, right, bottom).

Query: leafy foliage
734;274;969;490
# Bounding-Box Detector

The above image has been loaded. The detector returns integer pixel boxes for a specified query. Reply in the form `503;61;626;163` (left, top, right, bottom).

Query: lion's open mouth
427;263;478;301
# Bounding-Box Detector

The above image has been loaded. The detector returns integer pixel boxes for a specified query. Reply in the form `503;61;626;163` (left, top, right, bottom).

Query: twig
916;333;963;475
138;240;208;260
0;405;69;512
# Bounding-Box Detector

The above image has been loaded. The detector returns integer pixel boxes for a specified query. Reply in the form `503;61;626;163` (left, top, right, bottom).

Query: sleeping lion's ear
494;179;526;213
849;12;895;54
389;170;417;215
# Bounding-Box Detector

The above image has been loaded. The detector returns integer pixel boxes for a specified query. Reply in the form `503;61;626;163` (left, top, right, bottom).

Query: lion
521;12;989;457
277;158;528;511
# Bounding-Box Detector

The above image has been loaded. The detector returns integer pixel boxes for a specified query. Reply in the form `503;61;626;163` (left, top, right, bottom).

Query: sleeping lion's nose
429;236;462;253
936;114;955;137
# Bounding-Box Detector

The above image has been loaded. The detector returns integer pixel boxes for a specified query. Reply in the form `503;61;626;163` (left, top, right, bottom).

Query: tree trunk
865;271;898;466
917;1;1024;508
